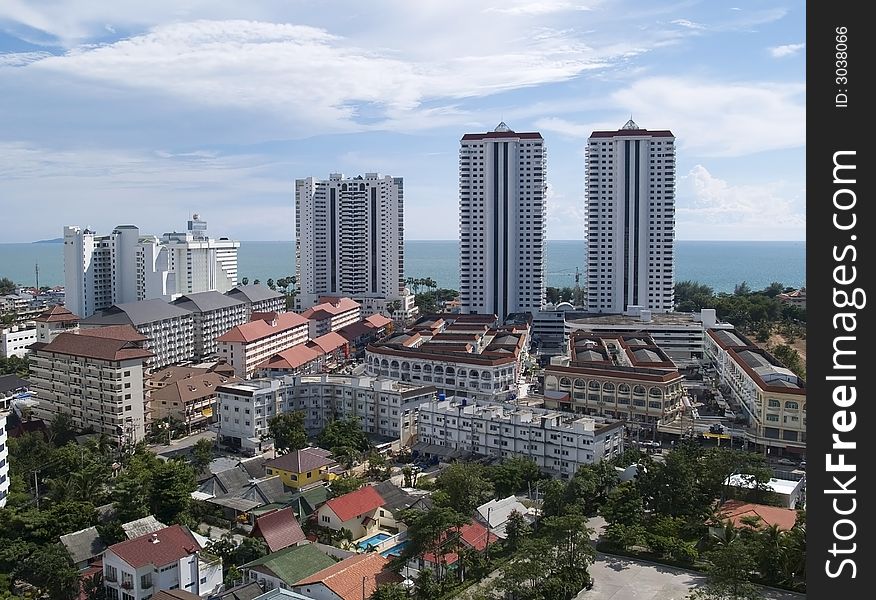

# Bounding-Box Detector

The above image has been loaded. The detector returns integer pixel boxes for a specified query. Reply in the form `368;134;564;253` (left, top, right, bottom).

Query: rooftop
716;499;798;531
323;485;385;522
301;297;361;320
217;312;309;343
266;447;336;475
252;507;307;553
294;553;399;600
59;526;107;564
150;370;239;404
226;284;285;304
172;291;246;313
34;304;80;323
243;543;337;586
31;327;153;362
81;298;193;327
108;524;201;569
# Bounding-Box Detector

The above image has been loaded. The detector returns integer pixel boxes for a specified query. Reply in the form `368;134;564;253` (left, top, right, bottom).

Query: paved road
147;429;218;457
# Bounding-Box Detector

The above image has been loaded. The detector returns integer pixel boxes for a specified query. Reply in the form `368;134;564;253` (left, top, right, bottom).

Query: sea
0;240;805;294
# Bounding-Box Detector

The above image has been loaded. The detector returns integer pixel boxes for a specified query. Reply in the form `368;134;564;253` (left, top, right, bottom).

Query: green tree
233;537;268;565
400;507;468;584
488;457;541;497
224;565;242;589
241;277;249;285
150;459;196;524
600;481;645;528
0;277;15;295
688;536;761;600
317;417;370;454
674;281;715;312
191;437;215;472
372;583;409;600
504;509;531;550
328;476;364;498
433;462;493;515
17;543;80;600
48;412;77;447
268;412;308;454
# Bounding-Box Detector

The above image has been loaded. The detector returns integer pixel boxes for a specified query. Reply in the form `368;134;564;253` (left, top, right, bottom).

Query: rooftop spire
622;117;639;130
494;121;512;132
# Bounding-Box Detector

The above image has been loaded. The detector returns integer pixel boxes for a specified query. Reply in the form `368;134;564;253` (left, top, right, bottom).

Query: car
798;460;806;470
776;458;796;466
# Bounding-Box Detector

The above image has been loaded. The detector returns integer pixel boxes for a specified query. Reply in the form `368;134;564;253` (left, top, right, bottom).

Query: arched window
401;362;410;371
390;360;399;369
423;364;432;373
786;401;799;410
574;378;586;389
445;367;455;376
649;387;662;397
380;359;389;368
560;377;572;387
434;366;444;375
618;384;630;395
603;382;615;393
633;385;646;395
589;381;601;390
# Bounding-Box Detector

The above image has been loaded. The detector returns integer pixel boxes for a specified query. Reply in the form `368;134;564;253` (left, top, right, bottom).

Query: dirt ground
755;332;807;373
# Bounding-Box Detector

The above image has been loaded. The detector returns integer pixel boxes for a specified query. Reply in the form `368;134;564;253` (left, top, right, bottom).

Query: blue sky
0;0;805;242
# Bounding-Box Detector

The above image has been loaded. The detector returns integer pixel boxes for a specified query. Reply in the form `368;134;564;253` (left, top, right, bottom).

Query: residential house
709;499;799;537
196;470;294;525
241;543;338;593
102;524;222;600
292;553;401;600
60;526;107;571
265;448;337;489
408;521;497;578
316;486;386;540
475;496;536;539
149;367;239;430
122;516;168;540
252;507;308;553
372;481;431;533
213;582;265;600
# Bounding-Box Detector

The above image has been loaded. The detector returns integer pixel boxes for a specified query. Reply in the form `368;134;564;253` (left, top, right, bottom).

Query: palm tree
241;277;249;285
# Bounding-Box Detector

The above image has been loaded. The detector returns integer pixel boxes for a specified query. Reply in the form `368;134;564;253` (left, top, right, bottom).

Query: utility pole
35;263;40;294
574;267;583;306
33;471;40;509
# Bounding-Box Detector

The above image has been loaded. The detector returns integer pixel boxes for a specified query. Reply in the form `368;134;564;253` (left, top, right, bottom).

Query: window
321;515;330;523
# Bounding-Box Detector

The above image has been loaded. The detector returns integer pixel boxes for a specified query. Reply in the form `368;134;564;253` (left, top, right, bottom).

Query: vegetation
190;437;215;472
267;412;308;454
414;288;459;314
327;475;365;498
545;286;584;306
0;355;29;377
0;277;15;295
316;416;371;464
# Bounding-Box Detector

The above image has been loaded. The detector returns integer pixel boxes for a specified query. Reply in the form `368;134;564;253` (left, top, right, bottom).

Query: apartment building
216;375;436;455
102;524;222;600
300;296;362;338
543;332;686;427
225;284;286;317
704;329;806;453
0;375;27;507
34;305;80;343
64;215;238;318
171;291;249;359
29;326;152;443
413;397;624;478
149;365;240;430
1;325;37;358
585;120;676;313
364;314;529;402
458;123;547;321
294;173;415;319
216;312;310;378
80;299;195;370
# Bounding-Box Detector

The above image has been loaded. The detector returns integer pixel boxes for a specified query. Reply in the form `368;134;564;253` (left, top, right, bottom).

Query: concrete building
80;299;195;370
0;375;27;507
316;485;386;540
34;305;80;343
64;216;238;318
102;524;222;599
241;543;338;594
458;123;546;321
225;284;286;316
1;325;37;358
300;297;362;339
216;375;436;455
149;366;240;431
171;292;248;359
294;173;415;319
543;332;686;430
704;329;806;454
364;314;529;402
292;550;397;600
29;326;152;443
413;397;624;478
585;120;676;313
216;312;310;378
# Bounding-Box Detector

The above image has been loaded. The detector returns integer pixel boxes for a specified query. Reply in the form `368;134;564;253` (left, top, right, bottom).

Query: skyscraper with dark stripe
458;123;547;322
585;120;676;314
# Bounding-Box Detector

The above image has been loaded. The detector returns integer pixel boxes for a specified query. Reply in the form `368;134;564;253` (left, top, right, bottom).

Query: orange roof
364;314;391;328
257;344;323;370
294;553;400;600
423;520;498;565
301;297;361;321
35;305;80;323
217;312;308;343
716;500;798;531
252;507;307;553
32;327;153;362
323;485;385;522
310;331;349;354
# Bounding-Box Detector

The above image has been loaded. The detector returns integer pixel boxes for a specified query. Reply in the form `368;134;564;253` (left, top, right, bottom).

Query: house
475;496;536;539
292;553;401;600
316;486;386;540
287;485;331;522
213;581;266;600
122;516;168;540
372;481;431;533
196;472;295;525
709;499;799;537
151;591;202;600
149;367;239;430
60;526;107;570
252;507;308;553
102;524;222;599
241;543;338;592
409;521;498;577
265;448;337;489
725;474;805;509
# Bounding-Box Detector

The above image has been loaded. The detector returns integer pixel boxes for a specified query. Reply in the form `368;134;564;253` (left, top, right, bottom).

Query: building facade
29;326;152;443
458;123;547;321
301;297;362;339
294;173;414;318
1;325;37;358
413;397;624;478
585;120;676;313
171;291;249;359
64;216;239;318
216;312;310;378
34;305;81;343
148;366;239;430
225;284;286;317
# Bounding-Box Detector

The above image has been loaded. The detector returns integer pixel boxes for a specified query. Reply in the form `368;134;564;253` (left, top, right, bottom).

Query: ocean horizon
0;239;805;295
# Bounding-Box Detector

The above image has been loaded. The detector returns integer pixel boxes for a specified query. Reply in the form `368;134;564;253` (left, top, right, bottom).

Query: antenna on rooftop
35;263;39;294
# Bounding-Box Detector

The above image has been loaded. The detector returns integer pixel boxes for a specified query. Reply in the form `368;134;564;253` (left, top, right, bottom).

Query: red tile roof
107;525;201;569
35;305;80;323
216;312;308;343
266;447;336;474
461;131;543;140
310;332;349;354
423;521;498;566
257;344;323;371
338;321;374;341
323;485;385;522
364;314;392;328
78;325;148;342
301;298;361;320
33;327;153;362
716;500;798;531
294;553;400;600
589;129;674;138
252;507;307;553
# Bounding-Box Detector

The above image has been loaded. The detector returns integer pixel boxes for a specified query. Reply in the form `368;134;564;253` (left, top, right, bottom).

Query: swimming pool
380;540;410;557
357;532;391;550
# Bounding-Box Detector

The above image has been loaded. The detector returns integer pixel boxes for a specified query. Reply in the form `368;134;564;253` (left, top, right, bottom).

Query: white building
171;291;249;360
1;325;37;358
413;397;624;478
585;120;676;313
458;123;547;321
80;299;195;370
226;284;286;317
64;216;239;318
216;312;310;378
102;524;222;600
300;297;362;339
216;374;436;455
0;375;27;507
29;326;152;443
294;173;415;319
34;305;81;343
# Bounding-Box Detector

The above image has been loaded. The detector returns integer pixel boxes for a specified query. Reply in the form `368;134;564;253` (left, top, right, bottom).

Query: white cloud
769;43;804;58
0;51;54;67
671;19;706;30
676;165;804;239
483;1;597;15
533;116;599;138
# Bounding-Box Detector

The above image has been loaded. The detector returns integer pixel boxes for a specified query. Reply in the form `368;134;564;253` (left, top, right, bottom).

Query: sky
0;0;805;242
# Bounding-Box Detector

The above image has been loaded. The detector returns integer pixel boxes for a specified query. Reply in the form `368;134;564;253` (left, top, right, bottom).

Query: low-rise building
408;520;496;579
240;543;340;594
60;526;107;571
264;447;337;489
316;485;386;540
29;326;152;443
171;292;249;360
301;297;362;339
216;312;310;378
725;474;805;509
292;551;399;600
413;397;624;478
704;329;806;453
710;499;799;536
102;524;222;599
149;366;239;431
0;375;26;507
226;284;286;317
80;299;195;370
34;305;80;343
777;287;806;307
475;496;536;539
1;325;37;358
251;507;308;553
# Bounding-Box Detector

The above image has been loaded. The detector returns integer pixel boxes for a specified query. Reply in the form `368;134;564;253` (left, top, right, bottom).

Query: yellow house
265;447;338;489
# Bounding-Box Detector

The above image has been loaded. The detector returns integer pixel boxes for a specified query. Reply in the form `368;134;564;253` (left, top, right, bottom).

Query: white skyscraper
64;216;239;318
458;123;546;321
295;173;414;318
585;120;676;314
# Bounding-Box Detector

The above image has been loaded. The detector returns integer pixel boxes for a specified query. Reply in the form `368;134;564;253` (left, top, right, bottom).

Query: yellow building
265;447;338;489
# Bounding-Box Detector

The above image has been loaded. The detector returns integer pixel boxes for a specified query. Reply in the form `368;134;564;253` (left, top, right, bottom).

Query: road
147;428;217;457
